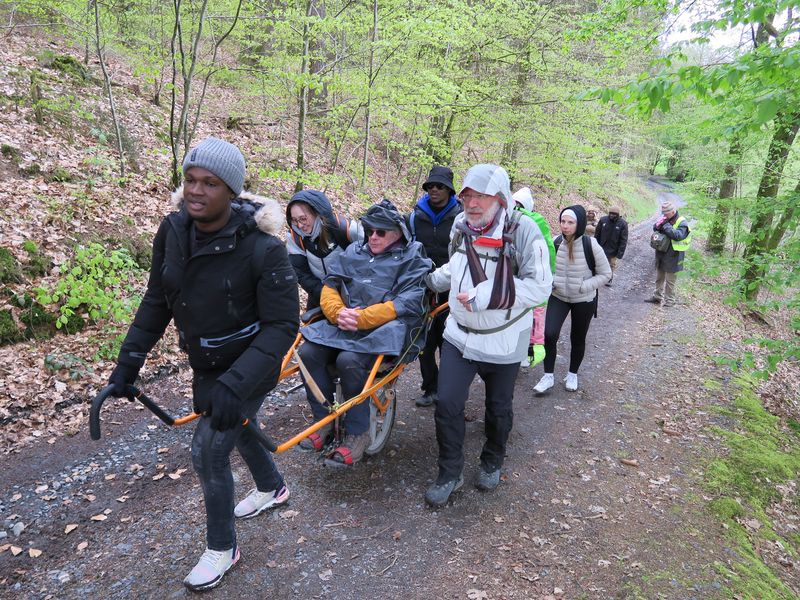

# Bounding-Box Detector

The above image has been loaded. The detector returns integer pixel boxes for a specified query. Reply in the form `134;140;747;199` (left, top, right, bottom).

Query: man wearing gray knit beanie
109;136;299;591
183;136;246;196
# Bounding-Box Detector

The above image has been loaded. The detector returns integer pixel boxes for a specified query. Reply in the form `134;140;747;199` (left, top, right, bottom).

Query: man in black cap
407;166;462;407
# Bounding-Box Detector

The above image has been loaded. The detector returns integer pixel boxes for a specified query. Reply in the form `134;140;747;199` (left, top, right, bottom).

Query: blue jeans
190;371;283;551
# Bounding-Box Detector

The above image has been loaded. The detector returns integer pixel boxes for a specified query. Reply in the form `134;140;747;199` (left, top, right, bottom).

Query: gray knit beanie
182;137;246;196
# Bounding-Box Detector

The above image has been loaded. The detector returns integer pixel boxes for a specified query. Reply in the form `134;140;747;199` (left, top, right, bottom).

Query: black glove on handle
109;364;139;398
209;382;242;432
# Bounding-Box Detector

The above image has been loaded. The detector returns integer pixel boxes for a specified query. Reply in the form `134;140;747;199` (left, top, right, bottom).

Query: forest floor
2;182;798;600
2;23;799;600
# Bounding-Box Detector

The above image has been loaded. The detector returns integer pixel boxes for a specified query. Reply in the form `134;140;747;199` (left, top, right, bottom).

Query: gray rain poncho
301;201;433;359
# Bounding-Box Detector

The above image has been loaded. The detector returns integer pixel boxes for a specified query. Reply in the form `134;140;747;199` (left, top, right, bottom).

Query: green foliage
44;352;94;380
0;309;23;345
36;243;143;329
0;247;22;283
93;327;127;362
704;373;800;599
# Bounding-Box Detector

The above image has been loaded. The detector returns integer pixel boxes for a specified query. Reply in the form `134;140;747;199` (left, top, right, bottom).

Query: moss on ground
704;375;800;599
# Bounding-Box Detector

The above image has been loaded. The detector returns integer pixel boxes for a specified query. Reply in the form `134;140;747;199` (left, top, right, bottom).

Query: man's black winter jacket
117;193;299;402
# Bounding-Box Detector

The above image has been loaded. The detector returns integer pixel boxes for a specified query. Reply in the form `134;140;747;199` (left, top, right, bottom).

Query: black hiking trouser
298;341;373;436
419;309;447;394
542;294;596;374
434;340;520;483
191;370;284;551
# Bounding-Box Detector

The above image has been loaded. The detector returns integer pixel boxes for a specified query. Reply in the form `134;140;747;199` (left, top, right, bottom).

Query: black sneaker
476;468;501;491
424;475;463;508
415;392;437;407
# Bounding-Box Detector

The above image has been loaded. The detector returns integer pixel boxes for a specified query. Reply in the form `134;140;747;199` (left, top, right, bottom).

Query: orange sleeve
320;285;346;324
356;301;397;330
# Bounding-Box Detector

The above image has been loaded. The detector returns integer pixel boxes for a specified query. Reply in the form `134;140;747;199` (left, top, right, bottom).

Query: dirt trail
1;180;737;599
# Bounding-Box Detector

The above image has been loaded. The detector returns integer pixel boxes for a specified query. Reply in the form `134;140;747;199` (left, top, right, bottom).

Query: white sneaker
533;373;554;394
234;484;290;519
183;546;240;591
564;372;578;391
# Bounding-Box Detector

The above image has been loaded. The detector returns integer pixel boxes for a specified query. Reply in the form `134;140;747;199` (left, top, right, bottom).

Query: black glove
209;383;242;432
109;363;139;398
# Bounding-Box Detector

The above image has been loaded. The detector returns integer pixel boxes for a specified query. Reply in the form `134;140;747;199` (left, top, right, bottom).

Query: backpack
649;231;671;252
552;234;599;317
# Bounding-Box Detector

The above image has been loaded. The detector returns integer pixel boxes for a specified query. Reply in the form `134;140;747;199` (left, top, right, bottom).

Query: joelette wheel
365;386;396;456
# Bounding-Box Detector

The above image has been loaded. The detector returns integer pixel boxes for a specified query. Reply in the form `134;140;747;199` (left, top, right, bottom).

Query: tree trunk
295;0;313;193
360;0;378;191
706;134;742;253
741;111;800;300
92;0;125;177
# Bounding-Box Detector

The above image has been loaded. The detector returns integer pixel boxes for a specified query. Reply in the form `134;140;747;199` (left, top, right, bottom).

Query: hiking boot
644;297;661;304
183;546;240;592
476;468;501;491
564;372;578;392
298;421;333;451
324;432;370;467
533;373;554;394
424;475;464;508
415;392;437;407
234;484;290;519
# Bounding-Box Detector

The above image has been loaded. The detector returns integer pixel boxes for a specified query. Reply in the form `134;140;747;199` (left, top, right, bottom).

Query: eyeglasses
364;227;389;238
459;191;494;203
424;183;446;191
291;215;311;227
609;212;619;217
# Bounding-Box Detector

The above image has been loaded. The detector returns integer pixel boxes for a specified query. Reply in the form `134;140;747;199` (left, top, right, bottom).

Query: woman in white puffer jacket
533;204;611;394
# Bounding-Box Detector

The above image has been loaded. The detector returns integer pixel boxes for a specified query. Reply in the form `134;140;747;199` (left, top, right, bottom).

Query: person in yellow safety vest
645;200;691;307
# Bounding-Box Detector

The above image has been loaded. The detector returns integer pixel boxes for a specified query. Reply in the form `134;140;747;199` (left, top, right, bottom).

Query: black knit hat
560;204;587;238
422;166;455;194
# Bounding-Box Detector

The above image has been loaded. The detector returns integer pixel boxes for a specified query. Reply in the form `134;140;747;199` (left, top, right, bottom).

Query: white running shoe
533;373;554;394
183;546;240;591
564;372;578;391
234;484;290;519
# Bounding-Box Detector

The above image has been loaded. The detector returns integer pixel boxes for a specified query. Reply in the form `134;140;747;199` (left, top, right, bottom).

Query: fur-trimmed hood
171;185;284;236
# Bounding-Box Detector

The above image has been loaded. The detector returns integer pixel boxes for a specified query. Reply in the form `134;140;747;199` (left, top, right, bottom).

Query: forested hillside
0;1;798;598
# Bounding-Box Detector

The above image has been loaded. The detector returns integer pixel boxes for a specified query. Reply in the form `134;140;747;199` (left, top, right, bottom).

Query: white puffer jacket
427;208;553;364
551;235;611;304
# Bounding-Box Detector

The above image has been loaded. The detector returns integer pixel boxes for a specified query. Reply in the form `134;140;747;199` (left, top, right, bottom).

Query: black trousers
418;309;447;393
297;341;373;435
542;294;596;374
434;340;520;483
190;371;283;551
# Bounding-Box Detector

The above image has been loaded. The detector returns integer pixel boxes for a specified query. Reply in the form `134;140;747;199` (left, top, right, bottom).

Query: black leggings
543;294;596;374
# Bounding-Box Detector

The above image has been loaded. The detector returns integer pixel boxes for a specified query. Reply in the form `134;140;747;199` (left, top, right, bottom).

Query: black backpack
552;234;599;317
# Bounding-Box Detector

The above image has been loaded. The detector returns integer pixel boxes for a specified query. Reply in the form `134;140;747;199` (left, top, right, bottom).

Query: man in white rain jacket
423;164;553;507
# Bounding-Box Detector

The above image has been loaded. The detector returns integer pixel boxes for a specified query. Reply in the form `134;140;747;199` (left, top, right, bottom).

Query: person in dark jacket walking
594;206;628;287
286;190;361;311
645;201;691;307
407;166;462;407
108;138;300;592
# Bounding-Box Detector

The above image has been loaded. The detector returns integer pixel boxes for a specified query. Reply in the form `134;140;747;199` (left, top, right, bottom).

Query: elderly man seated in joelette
296;199;432;467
